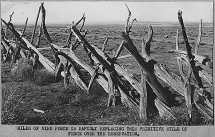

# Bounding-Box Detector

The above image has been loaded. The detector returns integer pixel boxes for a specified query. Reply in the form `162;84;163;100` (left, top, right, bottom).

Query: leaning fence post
30;3;42;44
35;22;43;48
22;17;28;36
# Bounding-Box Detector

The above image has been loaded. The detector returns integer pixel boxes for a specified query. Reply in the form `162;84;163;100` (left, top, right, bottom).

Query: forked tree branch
125;4;131;33
79;15;86;32
74;14;85;27
128;18;137;32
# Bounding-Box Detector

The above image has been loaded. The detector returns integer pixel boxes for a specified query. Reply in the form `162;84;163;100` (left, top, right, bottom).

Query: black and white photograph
0;0;214;136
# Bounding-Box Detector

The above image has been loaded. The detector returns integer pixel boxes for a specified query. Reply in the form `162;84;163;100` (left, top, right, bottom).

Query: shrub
10;58;55;86
33;69;55;86
11;58;34;81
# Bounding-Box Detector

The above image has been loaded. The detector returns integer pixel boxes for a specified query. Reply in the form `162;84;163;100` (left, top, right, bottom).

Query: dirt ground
1;22;213;125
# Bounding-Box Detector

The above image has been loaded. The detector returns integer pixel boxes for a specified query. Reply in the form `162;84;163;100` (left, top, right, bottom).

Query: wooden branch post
30;3;42;44
140;38;147;120
177;57;192;119
121;32;170;106
176;29;179;50
195;19;202;55
51;44;110;94
35;22;43;48
71;25;140;110
22;17;28;35
178;11;203;89
140;25;176;119
178;11;212;119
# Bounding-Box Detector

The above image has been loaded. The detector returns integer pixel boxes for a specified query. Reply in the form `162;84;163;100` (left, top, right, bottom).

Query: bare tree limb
22;17;28;36
74;14;85;27
128;18;137;33
102;38;109;52
175;29;179;50
125;4;131;33
113;40;125;60
30;3;42;44
35;22;43;48
195;19;202;55
8;11;14;23
145;24;153;56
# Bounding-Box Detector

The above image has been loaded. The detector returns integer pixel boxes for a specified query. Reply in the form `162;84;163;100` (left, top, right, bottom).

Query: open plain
1;21;213;125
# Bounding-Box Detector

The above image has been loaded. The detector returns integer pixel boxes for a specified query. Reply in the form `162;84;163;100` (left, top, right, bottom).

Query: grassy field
1;22;213;125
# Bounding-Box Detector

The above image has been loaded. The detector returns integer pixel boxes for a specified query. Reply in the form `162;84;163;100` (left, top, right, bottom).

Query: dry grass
10;58;55;86
11;58;34;81
1;23;213;125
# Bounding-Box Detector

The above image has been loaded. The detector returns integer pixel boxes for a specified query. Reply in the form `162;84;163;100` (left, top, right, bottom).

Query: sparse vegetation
1;21;213;125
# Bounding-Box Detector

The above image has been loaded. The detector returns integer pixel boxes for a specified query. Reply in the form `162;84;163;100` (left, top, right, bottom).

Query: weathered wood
178;11;213;119
195;19;202;55
22;17;28;35
145;25;153;57
1;19;29;50
121;31;170;106
92;44;142;95
176;29;179;50
178;53;212;86
178;11;204;90
140;25;177;119
194;90;213;119
125;4;131;34
118;54;132;59
171;50;212;68
69;31;140;109
155;98;176;119
106;71;116;106
87;65;99;93
37;47;52;51
114;40;125;59
18;32;55;73
35;22;43;48
140;40;147;120
198;68;212;86
92;44;142;101
11;42;27;63
30;3;42;44
140;70;147;120
1;38;13;62
177;57;192;119
102;38;108;52
51;44;109;93
154;64;185;96
69;63;88;90
50;45;88;90
8;11;14;23
90;49;139;109
72;26;130;94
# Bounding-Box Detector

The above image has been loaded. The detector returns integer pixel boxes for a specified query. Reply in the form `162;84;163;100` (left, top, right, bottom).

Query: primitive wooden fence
1;3;213;122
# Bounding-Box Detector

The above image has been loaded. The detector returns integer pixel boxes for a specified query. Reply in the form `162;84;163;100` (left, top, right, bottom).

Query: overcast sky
1;1;213;24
